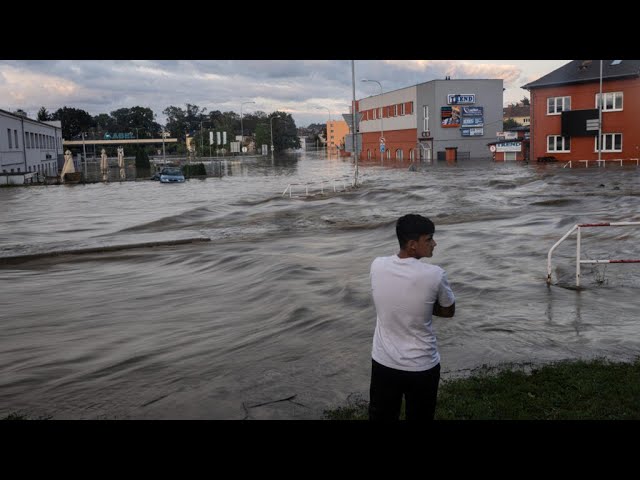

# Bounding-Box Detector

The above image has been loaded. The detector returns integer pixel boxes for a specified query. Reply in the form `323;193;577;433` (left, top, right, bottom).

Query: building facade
326;120;349;152
0;109;63;183
357;78;503;163
523;60;640;165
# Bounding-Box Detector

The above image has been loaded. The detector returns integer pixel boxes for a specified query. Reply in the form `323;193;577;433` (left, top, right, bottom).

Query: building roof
522;60;640;90
503;105;530;117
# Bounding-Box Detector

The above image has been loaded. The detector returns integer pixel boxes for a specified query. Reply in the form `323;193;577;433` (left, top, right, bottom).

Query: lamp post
81;131;87;182
361;79;384;156
598;60;603;163
270;115;279;158
161;129;167;164
318;107;331;154
240;101;255;155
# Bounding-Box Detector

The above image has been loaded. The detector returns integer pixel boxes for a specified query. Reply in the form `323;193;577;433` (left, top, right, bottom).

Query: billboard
461;127;484;137
441;106;461;128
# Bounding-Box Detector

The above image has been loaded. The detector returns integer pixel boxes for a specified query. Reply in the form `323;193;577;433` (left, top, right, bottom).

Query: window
372;109;377;120
547;96;571;115
395;149;403;160
25;131;30;148
392;105;397;116
547;135;571;152
504;152;517;161
399;103;405;115
7;128;12;148
14;130;19;149
595;92;623;111
595;133;622;152
367;149;371;160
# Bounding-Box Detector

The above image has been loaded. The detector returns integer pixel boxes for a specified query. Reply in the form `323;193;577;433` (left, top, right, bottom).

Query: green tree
271;111;300;151
521;96;530;106
134;145;151;177
255;122;270;150
109;106;160;138
37;107;51;121
503;118;520;130
51;107;95;139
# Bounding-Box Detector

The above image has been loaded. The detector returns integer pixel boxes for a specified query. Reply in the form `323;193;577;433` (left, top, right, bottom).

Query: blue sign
380;144;385;153
462;106;483;116
104;132;135;140
447;94;475;105
461;127;484;137
462;116;484;127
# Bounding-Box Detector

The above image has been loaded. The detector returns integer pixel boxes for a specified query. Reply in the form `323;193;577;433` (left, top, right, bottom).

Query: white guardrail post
547;222;640;286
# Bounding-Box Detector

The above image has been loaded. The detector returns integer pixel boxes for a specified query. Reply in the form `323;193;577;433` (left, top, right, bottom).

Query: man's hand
433;301;455;318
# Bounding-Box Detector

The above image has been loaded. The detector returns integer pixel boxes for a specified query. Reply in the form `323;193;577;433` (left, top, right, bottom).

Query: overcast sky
0;60;570;128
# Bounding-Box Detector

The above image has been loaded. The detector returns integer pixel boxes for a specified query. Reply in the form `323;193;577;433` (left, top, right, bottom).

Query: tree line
33;104;301;155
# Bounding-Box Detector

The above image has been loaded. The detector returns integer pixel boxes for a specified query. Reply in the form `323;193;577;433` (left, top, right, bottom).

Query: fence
546;221;640;286
282;176;357;198
563;158;640;168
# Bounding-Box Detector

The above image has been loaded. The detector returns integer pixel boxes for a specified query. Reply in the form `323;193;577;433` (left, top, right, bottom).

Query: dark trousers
369;359;440;421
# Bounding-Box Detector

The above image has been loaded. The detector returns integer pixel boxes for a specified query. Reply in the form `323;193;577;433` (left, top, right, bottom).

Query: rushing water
1;152;639;419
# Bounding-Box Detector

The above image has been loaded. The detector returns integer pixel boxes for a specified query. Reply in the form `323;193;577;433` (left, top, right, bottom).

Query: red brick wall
360;128;418;161
531;77;640;162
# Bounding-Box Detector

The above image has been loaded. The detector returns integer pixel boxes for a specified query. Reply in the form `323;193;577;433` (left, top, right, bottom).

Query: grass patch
323;357;640;420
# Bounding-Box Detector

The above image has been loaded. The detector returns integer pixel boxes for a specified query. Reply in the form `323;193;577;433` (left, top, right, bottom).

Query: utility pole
598;59;603;163
352;60;359;187
81;131;87;182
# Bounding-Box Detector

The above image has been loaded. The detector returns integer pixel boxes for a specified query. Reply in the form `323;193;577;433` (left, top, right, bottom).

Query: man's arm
433;300;455;318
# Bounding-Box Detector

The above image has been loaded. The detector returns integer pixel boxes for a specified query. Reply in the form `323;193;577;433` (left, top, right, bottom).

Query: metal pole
352;60;358;187
362;79;384;146
200;121;203;158
162;130;166;164
240;101;255;155
598;59;603;163
81;131;87;182
270;116;275;158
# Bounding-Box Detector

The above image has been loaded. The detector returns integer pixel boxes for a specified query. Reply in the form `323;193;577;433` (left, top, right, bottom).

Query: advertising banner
461;127;484;137
441;106;461;128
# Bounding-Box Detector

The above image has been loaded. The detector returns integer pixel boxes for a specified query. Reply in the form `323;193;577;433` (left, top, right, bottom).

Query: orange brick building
523;60;640;165
326;120;349;152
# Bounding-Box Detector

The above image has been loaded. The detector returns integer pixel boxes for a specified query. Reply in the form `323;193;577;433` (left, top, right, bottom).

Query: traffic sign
380;144;385;153
379;137;386;144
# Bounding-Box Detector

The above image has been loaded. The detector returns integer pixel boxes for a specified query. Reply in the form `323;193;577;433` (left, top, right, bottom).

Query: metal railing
547;221;640;286
562;158;639;168
282;178;351;198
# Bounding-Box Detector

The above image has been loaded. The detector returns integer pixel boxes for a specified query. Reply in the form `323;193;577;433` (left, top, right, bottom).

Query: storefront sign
461;127;484;137
447;94;475;105
462;106;483;116
462;117;484;127
496;142;521;152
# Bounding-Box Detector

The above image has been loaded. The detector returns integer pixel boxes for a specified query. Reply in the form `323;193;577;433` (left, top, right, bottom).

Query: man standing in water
369;214;456;421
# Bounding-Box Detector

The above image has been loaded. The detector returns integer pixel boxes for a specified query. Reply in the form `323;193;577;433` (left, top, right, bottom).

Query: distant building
0;109;63;184
357;78;503;163
523;60;640;165
503;104;530;126
326;120;349;152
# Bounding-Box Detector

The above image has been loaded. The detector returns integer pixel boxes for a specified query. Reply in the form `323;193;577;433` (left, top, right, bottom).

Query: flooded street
1;152;639;419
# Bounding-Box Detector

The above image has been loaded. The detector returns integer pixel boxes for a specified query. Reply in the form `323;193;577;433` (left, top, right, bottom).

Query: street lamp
317;106;332;154
361;79;385;155
81;131;87;182
270;115;280;158
240;101;255;154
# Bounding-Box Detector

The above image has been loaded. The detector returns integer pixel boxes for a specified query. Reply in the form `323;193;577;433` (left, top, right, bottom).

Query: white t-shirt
370;255;455;372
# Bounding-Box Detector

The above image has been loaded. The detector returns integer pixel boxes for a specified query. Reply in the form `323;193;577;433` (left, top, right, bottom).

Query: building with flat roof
0;109;64;183
357;78;503;163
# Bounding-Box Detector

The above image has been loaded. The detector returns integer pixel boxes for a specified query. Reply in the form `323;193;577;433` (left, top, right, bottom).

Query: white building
0;109;64;184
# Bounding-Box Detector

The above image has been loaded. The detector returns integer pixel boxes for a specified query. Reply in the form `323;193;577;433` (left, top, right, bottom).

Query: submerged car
159;167;185;183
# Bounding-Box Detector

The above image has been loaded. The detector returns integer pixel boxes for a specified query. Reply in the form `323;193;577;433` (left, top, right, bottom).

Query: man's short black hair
396;214;435;249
